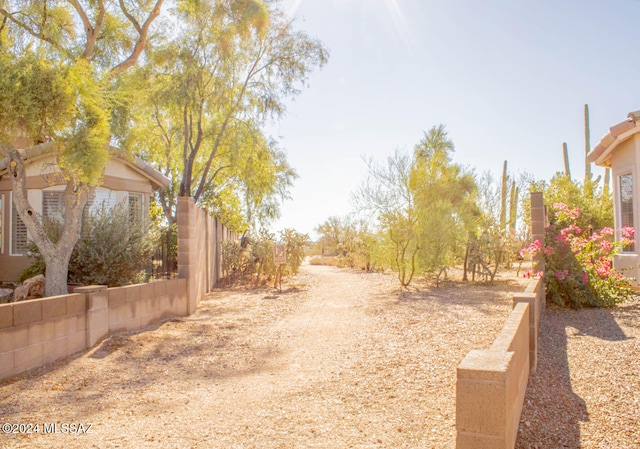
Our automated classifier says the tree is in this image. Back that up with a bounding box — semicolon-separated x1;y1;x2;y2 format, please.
124;0;327;230
410;125;479;285
354;151;419;287
0;0;164;296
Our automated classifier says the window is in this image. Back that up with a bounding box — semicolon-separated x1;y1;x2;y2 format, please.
85;188;116;214
42;191;65;221
619;173;635;252
128;193;143;225
11;195;28;255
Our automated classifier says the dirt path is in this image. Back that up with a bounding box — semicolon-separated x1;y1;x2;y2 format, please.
1;264;525;448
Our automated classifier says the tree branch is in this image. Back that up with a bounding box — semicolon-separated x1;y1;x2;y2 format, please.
0;7;75;60
109;0;164;78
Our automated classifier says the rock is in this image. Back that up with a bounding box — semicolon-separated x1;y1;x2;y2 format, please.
14;274;46;301
0;288;13;304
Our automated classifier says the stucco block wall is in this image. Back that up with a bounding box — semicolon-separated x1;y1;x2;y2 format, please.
0;279;187;381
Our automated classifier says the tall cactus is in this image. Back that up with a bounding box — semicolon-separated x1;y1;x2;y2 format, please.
584;104;594;198
604;167;611;196
508;180;519;233
499;160;508;231
584;104;591;181
563;142;571;178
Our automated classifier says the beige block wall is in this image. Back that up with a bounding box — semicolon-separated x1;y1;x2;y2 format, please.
456;302;531;449
456;193;547;449
0;278;188;381
107;278;187;333
0;293;87;379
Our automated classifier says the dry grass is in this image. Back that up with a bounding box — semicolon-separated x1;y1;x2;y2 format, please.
0;264;638;448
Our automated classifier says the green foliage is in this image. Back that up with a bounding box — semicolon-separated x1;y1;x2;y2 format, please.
220;228;308;285
279;228;309;276
522;203;633;308
537;173;613;230
410;125;479;284
58;61;110;185
353;125;479;286
0;51;74;144
69;203;157;287
22;202;157;287
123;0;327;229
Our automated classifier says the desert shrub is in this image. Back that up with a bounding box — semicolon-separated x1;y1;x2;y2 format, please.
251;230;276;283
279;228;309;276
21;202;157;287
68;202;157;286
521;202;634;308
309;256;338;266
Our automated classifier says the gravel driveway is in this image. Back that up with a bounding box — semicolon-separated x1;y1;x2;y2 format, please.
1;264;637;448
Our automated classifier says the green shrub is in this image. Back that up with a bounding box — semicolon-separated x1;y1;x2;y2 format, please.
21;202;157;287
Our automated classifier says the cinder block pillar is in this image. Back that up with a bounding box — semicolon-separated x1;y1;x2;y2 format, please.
456;350;513;449
513;292;538;373
76;285;108;347
178;197;198;315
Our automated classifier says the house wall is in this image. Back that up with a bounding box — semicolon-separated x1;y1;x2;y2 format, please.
0;155;156;283
610;134;640;285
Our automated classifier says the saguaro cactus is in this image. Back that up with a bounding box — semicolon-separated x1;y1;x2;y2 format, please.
563;142;571;178
508;180;519;233
499;160;508;231
584;104;591;182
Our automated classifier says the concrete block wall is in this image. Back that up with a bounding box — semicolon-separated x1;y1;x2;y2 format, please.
177;197;237;314
0;293;87;380
455;192;548;449
456;302;531;449
0;278;187;381
107;278;187;334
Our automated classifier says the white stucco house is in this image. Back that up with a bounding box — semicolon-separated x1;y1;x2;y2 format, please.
587;110;640;285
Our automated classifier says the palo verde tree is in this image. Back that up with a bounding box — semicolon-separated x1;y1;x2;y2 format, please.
410;125;479;284
353;151;420;287
123;0;327;231
0;0;164;296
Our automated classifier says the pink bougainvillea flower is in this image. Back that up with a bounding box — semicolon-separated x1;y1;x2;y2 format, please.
621;227;635;239
600;227;614;236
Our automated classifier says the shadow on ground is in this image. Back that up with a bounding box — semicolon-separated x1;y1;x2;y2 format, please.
516;305;631;448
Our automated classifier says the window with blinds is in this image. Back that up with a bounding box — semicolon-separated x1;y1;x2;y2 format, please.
619;173;635;253
129;193;143;225
42;191;65;221
11;195;28;255
85;189;117;214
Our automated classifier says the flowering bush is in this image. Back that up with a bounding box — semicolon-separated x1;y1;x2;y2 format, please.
521;203;635;308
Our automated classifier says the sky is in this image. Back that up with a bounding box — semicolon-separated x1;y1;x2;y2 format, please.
268;0;640;239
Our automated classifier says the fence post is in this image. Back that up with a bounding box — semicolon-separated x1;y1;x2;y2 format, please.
76;285;109;347
177;197;198;315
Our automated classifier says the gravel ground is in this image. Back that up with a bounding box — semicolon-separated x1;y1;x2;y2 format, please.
516;299;640;449
0;264;524;448
1;264;637;448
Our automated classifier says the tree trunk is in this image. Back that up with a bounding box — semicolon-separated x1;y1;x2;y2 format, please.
6;144;90;297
